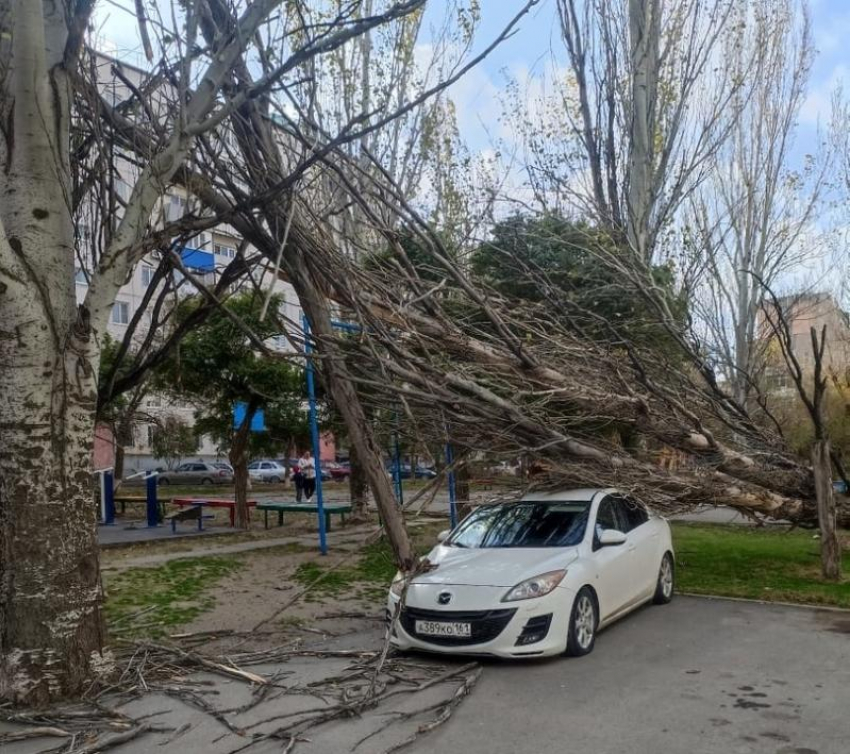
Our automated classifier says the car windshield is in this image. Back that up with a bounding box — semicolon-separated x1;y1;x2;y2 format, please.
446;502;591;548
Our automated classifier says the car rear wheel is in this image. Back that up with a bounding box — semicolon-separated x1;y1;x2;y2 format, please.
653;552;675;605
565;587;597;657
158;478;170;486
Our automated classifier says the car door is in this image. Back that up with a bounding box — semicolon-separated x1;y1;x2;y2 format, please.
173;463;192;483
591;496;635;621
615;496;658;600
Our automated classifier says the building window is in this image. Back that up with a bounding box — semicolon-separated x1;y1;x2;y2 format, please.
215;243;236;259
141;265;154;287
112;301;130;325
146;425;155;447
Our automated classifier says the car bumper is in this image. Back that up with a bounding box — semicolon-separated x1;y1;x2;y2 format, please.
387;587;575;659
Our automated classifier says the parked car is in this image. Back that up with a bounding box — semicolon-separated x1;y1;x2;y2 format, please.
386;462;437;480
158;462;234;486
248;460;286;483
327;462;351;481
387;488;673;659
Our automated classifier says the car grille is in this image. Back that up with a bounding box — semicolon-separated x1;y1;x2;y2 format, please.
400;606;517;646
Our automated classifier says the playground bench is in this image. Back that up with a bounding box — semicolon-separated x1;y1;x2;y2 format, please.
114;494;168;519
171;497;257;527
165;504;214;533
256;502;353;531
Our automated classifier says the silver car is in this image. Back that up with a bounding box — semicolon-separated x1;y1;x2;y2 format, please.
248;460;286;484
158;461;234;486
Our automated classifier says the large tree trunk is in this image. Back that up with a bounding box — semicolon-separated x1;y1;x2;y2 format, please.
230;401;258;530
812;439;841;581
0;0;107;704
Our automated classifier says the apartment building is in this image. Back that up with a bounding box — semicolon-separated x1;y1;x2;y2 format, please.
759;292;850;395
82;53;312;474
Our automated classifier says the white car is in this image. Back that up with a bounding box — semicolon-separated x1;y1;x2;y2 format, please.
387;488;674;658
247;460;286;483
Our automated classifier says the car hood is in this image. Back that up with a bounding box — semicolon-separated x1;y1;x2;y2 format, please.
412;545;580;588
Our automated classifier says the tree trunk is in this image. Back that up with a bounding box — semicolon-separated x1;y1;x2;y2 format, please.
348;443;370;517
812;439;841;581
287;263;416;570
0;0;107;704
455;461;473;522
229;401;257;530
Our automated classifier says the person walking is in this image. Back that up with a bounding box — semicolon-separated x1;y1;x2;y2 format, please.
291;461;304;502
299;450;316;501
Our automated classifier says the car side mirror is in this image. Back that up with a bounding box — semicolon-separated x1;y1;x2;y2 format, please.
436;529;450;543
599;529;627;547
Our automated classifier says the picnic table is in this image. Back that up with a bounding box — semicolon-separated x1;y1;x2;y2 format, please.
171;497;257;527
256;501;353;531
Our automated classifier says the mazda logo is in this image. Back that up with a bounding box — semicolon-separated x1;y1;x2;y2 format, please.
437;591;452;605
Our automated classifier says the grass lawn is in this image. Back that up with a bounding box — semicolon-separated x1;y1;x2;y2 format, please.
104;555;242;639
673;522;850;608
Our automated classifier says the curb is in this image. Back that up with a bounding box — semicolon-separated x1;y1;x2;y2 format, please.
679;591;850;613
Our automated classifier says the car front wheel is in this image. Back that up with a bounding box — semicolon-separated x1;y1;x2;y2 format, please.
566;587;597;657
653;552;674;605
201;477;214;485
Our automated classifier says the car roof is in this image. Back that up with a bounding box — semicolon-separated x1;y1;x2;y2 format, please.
519;487;615;503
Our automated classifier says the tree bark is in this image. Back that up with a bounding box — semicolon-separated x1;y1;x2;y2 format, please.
812;439;841;581
348;443;370;517
0;0;107;705
455;462;473;522
230;401;258;530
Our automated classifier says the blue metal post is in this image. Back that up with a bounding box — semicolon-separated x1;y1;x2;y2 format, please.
446;442;457;528
146;473;159;527
103;470;115;525
392;424;404;505
303;315;328;555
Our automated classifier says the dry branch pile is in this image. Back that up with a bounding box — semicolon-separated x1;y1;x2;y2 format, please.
0;637;481;754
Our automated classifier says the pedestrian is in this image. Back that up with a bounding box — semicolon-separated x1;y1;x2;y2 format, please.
299;450;316;501
292;462;304;502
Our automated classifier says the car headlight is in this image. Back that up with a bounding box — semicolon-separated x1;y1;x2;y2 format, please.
390;572;405;598
502;570;566;602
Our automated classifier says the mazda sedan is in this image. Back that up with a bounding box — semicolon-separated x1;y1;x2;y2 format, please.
387;488;674;658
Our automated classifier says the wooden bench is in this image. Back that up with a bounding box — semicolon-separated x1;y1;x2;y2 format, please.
256;502;353;531
172;497;257;527
114;494;169;519
165;504;214;533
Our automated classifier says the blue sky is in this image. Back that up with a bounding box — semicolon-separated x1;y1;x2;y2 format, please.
94;0;849;159
439;0;850;157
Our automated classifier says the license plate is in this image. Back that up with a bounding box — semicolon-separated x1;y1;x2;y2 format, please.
415;620;471;638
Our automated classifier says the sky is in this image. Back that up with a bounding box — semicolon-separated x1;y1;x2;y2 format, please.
92;0;850;164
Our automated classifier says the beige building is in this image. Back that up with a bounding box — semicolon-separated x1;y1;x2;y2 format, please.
759;293;850;394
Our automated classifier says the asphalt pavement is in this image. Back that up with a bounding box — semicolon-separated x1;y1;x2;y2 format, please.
408;596;850;754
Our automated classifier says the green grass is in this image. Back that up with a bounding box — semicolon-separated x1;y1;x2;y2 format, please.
292;528;445;604
104;556;242;638
673;523;850;608
293;540;398;602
